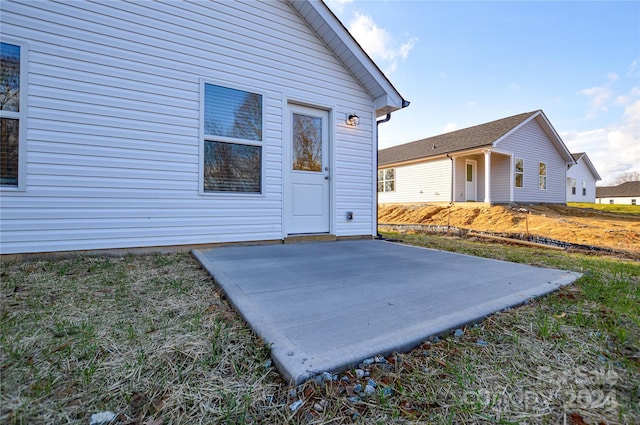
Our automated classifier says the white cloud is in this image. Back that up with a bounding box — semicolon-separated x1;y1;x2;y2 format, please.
443;122;458;133
607;72;619;83
467;101;477;108
563;89;640;185
325;0;353;14
578;86;613;117
348;12;417;74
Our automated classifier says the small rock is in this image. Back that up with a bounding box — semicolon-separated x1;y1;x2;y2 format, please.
431;336;440;343
453;328;464;338
341;376;351;383
355;369;365;378
314;399;328;412
476;339;488;347
364;385;375;395
374;355;387;363
381;387;393;397
89;411;117;425
289;400;303;412
367;378;377;388
316;371;333;384
353;384;363;393
348;396;360;403
361;357;374;365
598;355;607;363
263;360;272;369
288;388;297;398
423;367;430;373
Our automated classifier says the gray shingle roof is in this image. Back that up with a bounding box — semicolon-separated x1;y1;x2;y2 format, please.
596;181;640;198
378;111;539;166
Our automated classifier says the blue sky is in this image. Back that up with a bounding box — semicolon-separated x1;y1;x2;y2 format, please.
326;0;640;185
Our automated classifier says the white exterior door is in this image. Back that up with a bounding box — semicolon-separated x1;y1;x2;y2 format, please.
465;159;477;201
285;104;330;234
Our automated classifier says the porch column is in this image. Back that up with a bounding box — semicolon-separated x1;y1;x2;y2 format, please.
484;150;491;203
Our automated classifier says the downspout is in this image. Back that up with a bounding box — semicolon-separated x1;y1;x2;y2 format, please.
375;114;392;240
446;153;454;204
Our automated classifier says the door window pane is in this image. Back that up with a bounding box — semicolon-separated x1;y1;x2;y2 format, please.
204;141;261;192
292;113;322;172
466;164;473;182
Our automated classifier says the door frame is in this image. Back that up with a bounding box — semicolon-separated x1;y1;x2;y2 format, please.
465;159;477;201
282;100;335;237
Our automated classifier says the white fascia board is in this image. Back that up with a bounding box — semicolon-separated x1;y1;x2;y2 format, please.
581;154;602;181
289;0;406;116
535;111;575;163
493;110;575;164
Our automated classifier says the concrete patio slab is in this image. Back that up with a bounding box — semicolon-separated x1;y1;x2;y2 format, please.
193;240;580;384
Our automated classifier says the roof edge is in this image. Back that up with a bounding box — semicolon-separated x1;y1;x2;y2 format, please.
288;0;409;116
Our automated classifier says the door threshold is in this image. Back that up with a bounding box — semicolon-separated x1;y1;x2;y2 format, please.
284;234;337;244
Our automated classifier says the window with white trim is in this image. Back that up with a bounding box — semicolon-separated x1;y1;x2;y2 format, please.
571;178;576;195
632;199;636;206
377;168;395;192
582;180;586;196
201;82;263;193
1;40;26;189
515;158;524;188
539;162;547;190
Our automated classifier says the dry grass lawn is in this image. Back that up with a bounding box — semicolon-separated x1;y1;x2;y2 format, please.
1;227;639;424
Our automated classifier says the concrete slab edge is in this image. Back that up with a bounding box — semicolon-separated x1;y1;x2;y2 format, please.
285;270;582;384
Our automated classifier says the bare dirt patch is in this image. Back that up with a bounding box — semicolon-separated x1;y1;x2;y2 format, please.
379;204;640;255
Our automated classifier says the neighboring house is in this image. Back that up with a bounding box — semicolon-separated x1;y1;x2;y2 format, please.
378;110;575;205
596;181;640;205
0;0;409;255
566;152;601;203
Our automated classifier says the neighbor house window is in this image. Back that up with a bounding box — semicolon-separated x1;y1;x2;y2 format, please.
582;180;586;196
632;199;637;205
377;168;395;192
571;179;576;195
514;158;524;188
201;82;263;193
609;200;614;204
539;162;547;190
1;40;26;189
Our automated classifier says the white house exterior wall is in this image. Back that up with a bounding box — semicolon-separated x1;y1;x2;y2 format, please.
567;158;597;203
490;153;511;203
498;120;567;204
597;197;638;205
0;0;376;254
378;158;451;204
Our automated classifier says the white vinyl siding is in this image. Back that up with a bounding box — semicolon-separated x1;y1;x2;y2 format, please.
499;120;567;203
597;196;639;205
0;0;376;254
567;156;598;203
489;153;511;203
378;158;452;204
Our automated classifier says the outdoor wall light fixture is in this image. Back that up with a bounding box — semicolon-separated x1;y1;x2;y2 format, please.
346;114;360;126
